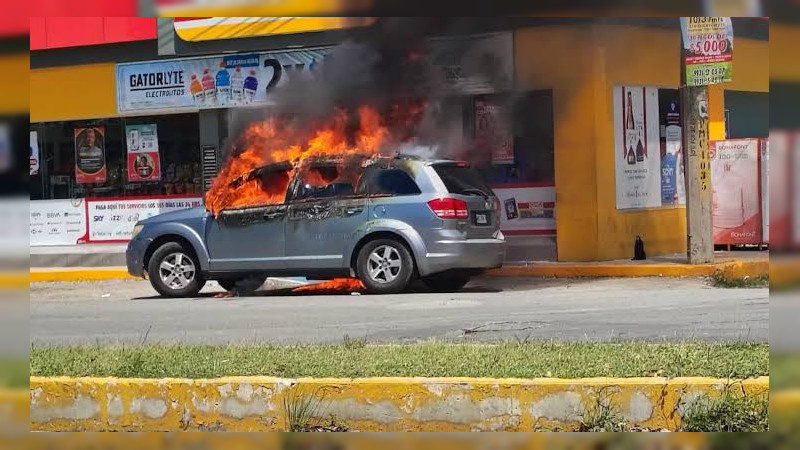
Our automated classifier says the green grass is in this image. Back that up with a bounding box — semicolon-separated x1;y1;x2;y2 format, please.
710;273;769;288
30;340;768;379
680;385;769;432
0;358;29;389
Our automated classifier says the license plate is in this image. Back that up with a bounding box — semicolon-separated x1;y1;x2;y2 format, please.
476;213;487;225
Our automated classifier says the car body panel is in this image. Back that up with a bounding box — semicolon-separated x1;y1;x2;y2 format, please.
206;204;287;271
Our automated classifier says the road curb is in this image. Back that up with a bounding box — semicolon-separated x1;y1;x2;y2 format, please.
487;259;768;279
29;376;768;432
27;258;769;284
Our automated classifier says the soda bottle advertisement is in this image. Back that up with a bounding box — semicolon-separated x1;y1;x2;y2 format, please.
116;49;330;114
74;126;107;184
125;124;162;183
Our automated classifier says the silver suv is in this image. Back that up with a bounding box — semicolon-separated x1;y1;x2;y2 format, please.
126;156;505;297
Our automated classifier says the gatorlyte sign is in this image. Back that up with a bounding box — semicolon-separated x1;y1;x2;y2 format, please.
680;17;734;86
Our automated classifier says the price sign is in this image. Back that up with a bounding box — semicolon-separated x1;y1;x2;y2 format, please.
680;17;734;86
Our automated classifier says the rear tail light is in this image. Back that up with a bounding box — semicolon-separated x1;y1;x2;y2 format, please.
428;198;469;219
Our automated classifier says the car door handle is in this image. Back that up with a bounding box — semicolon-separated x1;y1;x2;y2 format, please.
263;211;285;220
344;207;363;216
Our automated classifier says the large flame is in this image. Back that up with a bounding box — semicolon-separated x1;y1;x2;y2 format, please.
291;278;366;295
205;102;426;215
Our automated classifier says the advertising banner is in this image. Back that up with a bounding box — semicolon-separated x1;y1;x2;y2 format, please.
30;199;88;246
614;86;662;209
30;131;40;176
87;196;203;242
75;126;107;184
660;96;686;206
126;124;161;182
117;48;330;114
0;124;9;173
761;138;769;243
769;131;792;248
710;139;762;245
475;98;514;164
680;17;734;86
492;186;556;235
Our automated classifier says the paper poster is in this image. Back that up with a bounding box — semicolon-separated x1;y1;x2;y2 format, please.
680;17;734;86
769;131;792;248
710;139;762;245
30;131;40;176
614;86;662;209
30;199;88;246
117;48;330;114
491;186;556;234
75;126;107;184
87;196;203;242
475;98;514;164
660;96;686;206
126;124;161;182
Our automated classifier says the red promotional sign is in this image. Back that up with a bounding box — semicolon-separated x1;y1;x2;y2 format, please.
710;139;762;245
74;127;107;184
768;131;793;249
125;124;162;183
475;98;514;164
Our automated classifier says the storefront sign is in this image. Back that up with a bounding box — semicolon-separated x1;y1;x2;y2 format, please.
710;139;761;245
760;138;769;243
75;126;107;184
614;86;662;210
492;186;556;235
680;17;734;86
30;199;88;246
126;124;162;182
30;131;40;176
429;33;513;95
117;48;329;114
475;98;513;164
87;196;203;242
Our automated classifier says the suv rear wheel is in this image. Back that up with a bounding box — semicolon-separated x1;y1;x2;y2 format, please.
422;273;471;292
147;242;206;298
356;238;414;294
218;274;267;296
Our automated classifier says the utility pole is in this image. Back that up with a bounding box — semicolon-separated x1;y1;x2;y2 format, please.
680;84;714;264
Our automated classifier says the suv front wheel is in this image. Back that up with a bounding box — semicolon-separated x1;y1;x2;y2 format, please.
147;242;206;298
356;238;414;294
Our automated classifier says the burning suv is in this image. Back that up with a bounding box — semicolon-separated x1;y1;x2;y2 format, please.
126;155;506;297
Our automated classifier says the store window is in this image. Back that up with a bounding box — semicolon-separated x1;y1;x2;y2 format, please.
30;113;200;200
470;91;555;186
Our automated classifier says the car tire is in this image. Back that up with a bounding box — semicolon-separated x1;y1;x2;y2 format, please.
147;241;206;298
356;238;415;294
421;273;471;292
217;274;267;296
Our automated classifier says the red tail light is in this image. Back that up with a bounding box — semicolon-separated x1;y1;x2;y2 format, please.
428;198;469;219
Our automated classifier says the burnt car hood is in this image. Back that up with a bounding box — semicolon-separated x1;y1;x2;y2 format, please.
141;206;208;225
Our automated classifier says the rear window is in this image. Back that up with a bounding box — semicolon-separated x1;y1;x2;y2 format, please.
433;164;493;196
357;169;421;196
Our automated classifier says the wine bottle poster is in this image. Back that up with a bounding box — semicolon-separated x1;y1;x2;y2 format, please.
613;86;661;210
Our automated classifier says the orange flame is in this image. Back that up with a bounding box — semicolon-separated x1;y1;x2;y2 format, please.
291;278;366;295
205;102;426;215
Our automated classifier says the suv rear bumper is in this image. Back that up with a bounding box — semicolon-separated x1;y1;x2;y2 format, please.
422;236;506;275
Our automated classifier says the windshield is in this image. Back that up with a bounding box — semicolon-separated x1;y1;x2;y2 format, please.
433;164;493;196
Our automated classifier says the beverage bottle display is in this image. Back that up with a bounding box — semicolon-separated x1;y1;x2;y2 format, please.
243;69;259;103
636;139;645;162
625;91;637;165
201;69;216;104
190;74;204;104
231;66;244;103
215;61;231;104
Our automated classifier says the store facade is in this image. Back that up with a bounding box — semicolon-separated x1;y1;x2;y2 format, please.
30;18;768;262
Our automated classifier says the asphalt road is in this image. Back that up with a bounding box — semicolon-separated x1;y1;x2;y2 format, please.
29;277;768;346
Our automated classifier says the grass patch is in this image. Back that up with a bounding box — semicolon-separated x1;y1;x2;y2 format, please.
30;340;768;379
680;385;769;432
0;358;29;389
710;273;769;288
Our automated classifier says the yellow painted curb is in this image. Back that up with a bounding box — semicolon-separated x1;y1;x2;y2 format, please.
770;259;800;286
29;376;768;432
0;272;29;288
29;268;137;283
488;259;769;279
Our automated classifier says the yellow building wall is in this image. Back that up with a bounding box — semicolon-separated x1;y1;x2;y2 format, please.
0;53;29;114
30;63;118;123
515;24;768;261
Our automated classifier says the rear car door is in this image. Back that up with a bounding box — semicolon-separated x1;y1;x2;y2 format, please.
205;167;291;272
284;168;368;270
